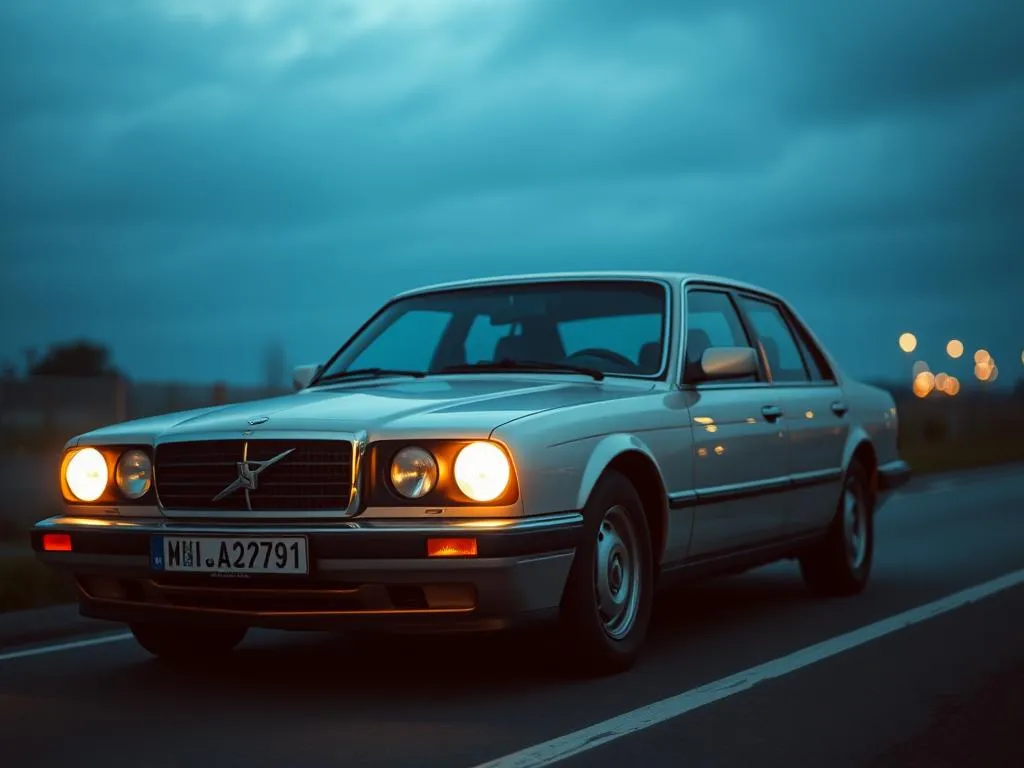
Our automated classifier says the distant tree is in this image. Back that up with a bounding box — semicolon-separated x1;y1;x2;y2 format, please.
29;340;119;377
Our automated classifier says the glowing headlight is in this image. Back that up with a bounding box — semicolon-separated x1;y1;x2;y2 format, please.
64;448;109;502
116;449;152;499
453;442;511;503
390;446;439;499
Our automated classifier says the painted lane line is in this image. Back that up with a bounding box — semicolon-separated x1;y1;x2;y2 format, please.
474;567;1024;768
0;632;132;662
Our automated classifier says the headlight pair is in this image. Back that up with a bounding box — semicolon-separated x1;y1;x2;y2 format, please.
63;447;152;503
389;441;511;503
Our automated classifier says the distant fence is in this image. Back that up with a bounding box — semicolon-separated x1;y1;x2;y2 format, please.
0;376;288;446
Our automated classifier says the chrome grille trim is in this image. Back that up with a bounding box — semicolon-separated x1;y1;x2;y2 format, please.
154;432;365;519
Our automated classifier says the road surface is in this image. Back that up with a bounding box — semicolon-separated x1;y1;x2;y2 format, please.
2;466;1023;767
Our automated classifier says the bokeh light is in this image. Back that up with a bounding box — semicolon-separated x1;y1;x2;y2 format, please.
945;376;961;396
975;360;997;382
899;332;918;353
912;360;930;376
974;349;991;365
913;370;935;398
946;340;964;359
934;373;949;392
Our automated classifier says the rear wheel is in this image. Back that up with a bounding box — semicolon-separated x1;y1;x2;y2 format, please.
800;460;874;596
559;471;654;676
130;623;247;660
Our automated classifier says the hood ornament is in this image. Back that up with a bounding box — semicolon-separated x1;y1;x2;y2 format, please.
213;446;294;508
248;416;270;426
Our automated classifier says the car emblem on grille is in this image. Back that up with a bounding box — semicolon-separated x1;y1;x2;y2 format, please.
248;416;270;426
212;445;294;508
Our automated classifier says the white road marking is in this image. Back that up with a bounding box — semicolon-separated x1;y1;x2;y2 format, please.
474;567;1024;768
0;632;132;662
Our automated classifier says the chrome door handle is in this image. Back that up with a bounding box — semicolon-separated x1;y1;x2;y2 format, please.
831;401;849;417
761;405;783;421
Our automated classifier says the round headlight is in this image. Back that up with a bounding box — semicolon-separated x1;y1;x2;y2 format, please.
116;449;152;500
390;446;439;499
453;441;511;503
64;447;109;502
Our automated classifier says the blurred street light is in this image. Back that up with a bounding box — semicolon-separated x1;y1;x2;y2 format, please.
934;373;950;392
945;376;961;396
899;332;918;353
913;370;935;398
946;339;964;359
912;360;930;376
974;348;991;365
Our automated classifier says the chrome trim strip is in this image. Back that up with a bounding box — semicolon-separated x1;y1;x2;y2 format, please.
34;511;584;535
790;468;844;487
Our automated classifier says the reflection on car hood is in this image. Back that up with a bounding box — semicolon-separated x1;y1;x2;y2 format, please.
75;376;655;445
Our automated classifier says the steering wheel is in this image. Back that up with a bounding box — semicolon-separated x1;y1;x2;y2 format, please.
566;348;638;371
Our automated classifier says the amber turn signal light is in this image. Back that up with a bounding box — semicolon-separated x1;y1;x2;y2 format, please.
42;533;73;552
426;537;478;557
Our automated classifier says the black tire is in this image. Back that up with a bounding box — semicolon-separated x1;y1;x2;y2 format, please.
799;460;874;596
130;623;247;660
559;470;654;676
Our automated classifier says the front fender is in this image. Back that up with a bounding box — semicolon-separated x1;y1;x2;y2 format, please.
575;433;666;511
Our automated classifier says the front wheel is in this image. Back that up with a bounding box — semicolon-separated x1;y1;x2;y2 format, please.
799;460;874;596
559;471;654;676
130;623;247;661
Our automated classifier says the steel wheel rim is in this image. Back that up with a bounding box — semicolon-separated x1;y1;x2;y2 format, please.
594;505;642;640
842;484;867;570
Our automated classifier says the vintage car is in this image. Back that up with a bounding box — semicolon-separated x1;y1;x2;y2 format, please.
32;272;910;674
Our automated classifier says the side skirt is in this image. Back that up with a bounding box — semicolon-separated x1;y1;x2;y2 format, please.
657;531;825;586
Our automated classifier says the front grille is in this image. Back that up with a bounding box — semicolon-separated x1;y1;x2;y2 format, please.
155;439;353;512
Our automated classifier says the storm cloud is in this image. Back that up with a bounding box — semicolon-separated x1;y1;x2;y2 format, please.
2;0;1023;383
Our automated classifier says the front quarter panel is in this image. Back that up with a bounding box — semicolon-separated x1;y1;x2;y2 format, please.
493;391;695;562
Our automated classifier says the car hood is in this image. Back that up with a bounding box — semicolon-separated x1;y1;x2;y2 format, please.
75;376;655;446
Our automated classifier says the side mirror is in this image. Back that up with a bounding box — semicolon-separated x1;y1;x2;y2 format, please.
292;364;321;391
700;346;759;381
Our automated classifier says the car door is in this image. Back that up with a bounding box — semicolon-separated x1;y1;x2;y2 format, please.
734;294;849;536
680;288;792;557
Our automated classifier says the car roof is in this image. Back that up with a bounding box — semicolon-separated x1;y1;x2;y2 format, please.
394;271;781;301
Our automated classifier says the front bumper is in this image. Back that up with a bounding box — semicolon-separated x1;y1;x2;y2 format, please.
31;513;582;633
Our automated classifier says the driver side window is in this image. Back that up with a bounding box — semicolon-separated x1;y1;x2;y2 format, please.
684;290;757;383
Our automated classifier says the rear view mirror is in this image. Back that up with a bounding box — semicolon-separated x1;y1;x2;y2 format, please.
293;364;321;391
701;346;758;381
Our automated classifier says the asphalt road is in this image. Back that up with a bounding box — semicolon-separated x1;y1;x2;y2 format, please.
2;465;1023;767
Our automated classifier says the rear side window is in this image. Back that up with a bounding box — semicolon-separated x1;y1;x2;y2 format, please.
736;297;810;383
684;290;756;383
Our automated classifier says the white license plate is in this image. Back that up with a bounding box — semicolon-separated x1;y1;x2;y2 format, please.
151;536;309;575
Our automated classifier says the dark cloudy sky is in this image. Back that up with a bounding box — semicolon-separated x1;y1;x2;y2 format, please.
2;0;1023;386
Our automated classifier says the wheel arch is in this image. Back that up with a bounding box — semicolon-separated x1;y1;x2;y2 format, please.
843;431;879;508
576;434;669;567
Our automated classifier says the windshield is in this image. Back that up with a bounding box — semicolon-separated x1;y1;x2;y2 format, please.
316;280;668;382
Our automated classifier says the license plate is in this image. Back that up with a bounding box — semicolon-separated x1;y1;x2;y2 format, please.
150;536;309;575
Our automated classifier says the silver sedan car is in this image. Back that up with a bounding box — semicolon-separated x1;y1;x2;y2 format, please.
32;272;910;675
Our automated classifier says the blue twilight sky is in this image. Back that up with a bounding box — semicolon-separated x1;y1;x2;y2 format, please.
2;0;1023;386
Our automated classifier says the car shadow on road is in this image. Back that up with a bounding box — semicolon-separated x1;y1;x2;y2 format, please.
94;564;831;703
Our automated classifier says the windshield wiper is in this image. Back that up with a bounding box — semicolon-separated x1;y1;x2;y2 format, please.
440;359;605;381
312;367;427;385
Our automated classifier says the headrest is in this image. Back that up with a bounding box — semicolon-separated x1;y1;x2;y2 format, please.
686;328;713;363
638;342;661;371
494;334;532;362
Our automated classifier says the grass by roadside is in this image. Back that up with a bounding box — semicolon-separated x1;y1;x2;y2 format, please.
0;556;76;614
